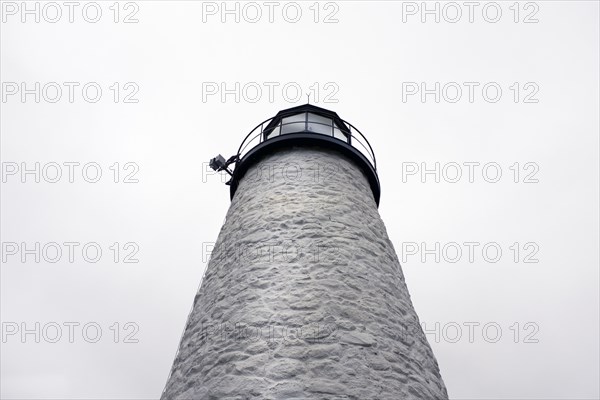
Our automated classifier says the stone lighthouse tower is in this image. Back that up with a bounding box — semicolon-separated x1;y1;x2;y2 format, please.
162;105;448;399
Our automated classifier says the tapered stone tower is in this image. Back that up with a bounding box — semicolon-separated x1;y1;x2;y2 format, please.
162;105;448;399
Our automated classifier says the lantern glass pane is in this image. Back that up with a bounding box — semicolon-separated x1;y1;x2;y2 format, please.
265;124;280;139
307;113;333;136
333;127;348;142
281;113;307;134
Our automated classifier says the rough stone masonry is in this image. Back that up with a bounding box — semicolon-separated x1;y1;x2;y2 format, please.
162;146;448;399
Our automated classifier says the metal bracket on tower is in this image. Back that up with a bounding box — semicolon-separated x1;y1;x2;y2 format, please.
208;154;239;185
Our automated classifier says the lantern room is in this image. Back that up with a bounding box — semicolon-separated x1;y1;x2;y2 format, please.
210;104;381;206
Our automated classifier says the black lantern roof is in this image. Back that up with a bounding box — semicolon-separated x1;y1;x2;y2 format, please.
227;104;381;206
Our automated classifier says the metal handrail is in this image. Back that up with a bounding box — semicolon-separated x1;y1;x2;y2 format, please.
341;119;377;171
235;113;377;172
236;117;274;156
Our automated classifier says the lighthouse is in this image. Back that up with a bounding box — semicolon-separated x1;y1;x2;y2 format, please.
162;104;448;399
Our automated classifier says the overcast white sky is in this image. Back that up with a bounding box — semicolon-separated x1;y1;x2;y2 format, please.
1;1;599;399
